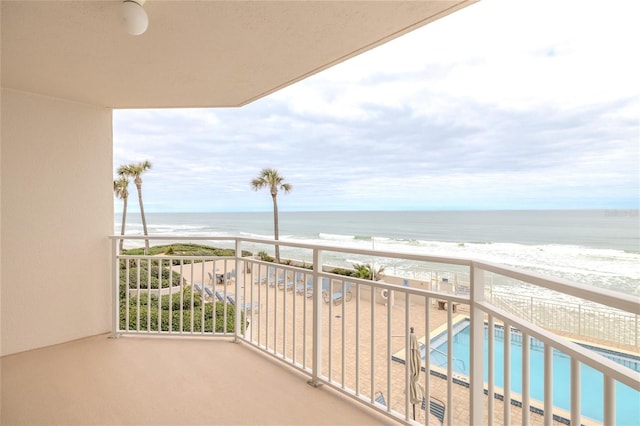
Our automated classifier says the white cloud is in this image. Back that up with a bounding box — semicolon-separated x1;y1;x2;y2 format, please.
114;0;639;213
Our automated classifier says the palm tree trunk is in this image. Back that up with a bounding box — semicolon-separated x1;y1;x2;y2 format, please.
119;197;128;254
272;194;280;263
136;183;150;255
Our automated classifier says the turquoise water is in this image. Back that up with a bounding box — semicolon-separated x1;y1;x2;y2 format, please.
428;321;640;425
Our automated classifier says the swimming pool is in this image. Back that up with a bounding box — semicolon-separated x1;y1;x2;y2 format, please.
427;320;640;425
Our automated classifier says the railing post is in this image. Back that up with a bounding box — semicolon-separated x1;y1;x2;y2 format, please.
234;239;242;342
544;344;553;426
571;358;581;426
469;262;485;425
111;237;119;339
603;376;616;425
308;248;323;387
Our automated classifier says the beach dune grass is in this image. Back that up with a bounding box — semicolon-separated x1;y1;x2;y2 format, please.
123;243;253;260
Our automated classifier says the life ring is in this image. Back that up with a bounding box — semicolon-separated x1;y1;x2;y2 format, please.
381;288;389;300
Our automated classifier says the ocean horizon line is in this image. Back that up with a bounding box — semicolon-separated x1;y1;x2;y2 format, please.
117;208;640;215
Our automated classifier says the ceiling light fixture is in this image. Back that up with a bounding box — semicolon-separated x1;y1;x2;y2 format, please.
119;0;149;36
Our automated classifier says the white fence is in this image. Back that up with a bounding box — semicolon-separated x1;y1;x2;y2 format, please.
489;291;639;348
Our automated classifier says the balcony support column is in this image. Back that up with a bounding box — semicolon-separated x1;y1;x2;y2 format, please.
469;262;485;425
308;248;323;387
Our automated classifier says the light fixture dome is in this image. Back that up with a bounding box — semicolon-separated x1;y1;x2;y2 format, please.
119;0;149;36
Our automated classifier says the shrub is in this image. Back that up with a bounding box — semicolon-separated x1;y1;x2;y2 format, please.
329;264;385;280
119;288;244;333
119;259;182;289
330;267;356;277
352;263;385;281
257;251;275;262
160;287;203;311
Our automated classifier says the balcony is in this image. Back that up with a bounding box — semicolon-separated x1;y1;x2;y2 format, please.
2;235;638;425
1;334;387;425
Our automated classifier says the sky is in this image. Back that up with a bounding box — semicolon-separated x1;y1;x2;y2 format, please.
113;0;640;213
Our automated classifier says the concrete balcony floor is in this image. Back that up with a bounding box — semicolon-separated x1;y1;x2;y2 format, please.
1;334;391;425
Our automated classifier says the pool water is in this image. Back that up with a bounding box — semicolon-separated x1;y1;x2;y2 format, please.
427;320;640;425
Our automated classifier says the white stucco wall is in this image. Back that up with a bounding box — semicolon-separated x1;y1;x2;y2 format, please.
1;89;113;356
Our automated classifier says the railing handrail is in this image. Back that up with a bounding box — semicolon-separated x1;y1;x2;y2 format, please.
492;290;637;316
475;259;639;315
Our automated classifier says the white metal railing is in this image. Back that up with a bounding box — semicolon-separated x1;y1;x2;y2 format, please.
489;291;639;348
111;235;640;426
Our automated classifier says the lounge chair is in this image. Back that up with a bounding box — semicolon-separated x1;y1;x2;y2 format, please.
204;287;215;300
324;281;352;304
278;271;302;291
269;270;285;287
312;277;330;300
194;284;208;300
421;396;446;425
207;272;215;285
295;276;314;295
226;293;261;312
252;273;261;286
213;289;232;304
374;391;386;407
259;266;275;284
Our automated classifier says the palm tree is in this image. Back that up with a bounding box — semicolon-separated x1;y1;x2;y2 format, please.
113;176;130;254
118;160;152;255
251;168;292;263
352;263;385;281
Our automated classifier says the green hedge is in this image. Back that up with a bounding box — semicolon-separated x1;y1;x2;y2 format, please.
119;287;242;333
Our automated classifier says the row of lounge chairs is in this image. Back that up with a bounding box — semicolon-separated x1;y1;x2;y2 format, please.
211;289;261;312
294;277;352;304
256;269;353;305
193;283;260;312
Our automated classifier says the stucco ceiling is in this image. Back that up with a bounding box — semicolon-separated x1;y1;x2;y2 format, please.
1;1;477;109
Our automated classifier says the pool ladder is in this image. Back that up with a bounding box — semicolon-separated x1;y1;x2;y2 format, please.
431;347;467;372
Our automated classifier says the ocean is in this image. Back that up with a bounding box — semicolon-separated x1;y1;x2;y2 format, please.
115;209;639;298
